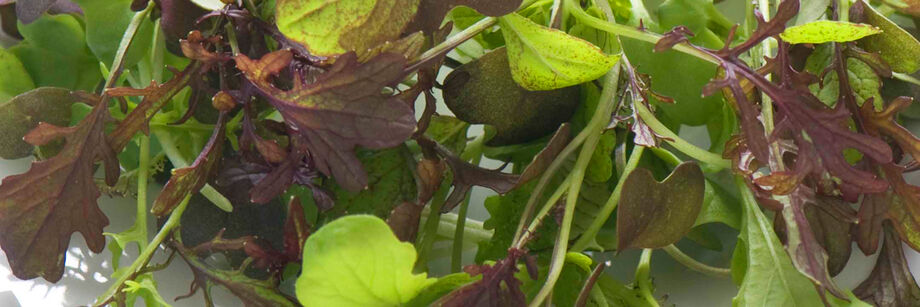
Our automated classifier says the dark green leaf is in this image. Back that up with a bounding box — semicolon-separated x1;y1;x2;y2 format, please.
443;47;579;145
0;87;73;159
616;162;705;250
325;145;417;218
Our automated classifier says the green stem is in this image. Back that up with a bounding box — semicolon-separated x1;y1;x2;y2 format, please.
411;17;497;69
530;121;604;307
103;2;154;90
153;129;233;212
633;101;730;171
225;22;241;56
451;135;485;272
571;144;643;251
136;136;150;247
431;212;493;243
415;182;451;272
662;244;731;278
839;0;850;23
565;0;718;64
95;195;191;306
514;175;573;250
894;72;920;86
635;249;659;306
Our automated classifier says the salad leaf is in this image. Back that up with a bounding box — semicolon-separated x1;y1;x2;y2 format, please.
616;162;705;250
72;0;153;66
853;0;920;74
0;48;34;101
498;13;618;91
295;215;435;306
326;145;416;218
0;87;73;159
853;225;920;306
780;21;880;44
235;50;416;192
275;0;420;56
11;14;100;90
0;101;118;282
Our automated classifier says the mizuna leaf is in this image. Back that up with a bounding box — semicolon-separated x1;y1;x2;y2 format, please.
151;113;228;217
779;21;880;44
861;97;920;166
853;224;920;306
236;50;415;192
776;192;847;298
733;182;823;306
295;215;435;306
0;101;118;282
856;193;889;255
442;47;579;145
616;162;705;250
0;87;73;159
435;249;529;307
275;0;420;57
498;13;618;91
854;0;920;74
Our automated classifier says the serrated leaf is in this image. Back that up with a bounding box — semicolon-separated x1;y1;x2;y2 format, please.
443;47;579;145
296;215;435;306
855;0;920;74
0;101;118;282
616;162;705;250
276;0;420;57
780;21;880;44
498;13;618;91
0;87;73;159
235;50;416;192
0;48;34;101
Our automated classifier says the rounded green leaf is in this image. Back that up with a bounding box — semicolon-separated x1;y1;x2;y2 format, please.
0;48;35;102
0;87;74;159
276;0;419;56
296;215;435;306
780;20;880;44
498;13;618;90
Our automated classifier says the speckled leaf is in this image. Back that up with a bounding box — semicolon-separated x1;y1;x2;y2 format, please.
780;21;880;44
276;0;420;56
0;87;72;159
498;13;618;91
854;0;920;74
443;47;579;145
0;48;34;101
325;146;416;218
616;162;705;250
296;215;435;306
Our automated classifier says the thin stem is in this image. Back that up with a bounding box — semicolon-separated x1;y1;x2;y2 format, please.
95;195;192;306
839;0;850;23
153;129;233;212
408;17;497;71
136;136;150;247
565;0;718;65
451;134;485;272
429;211;493;243
633;101;730;171
414;182;451;272
575;261;609;307
571;144;643;251
635;249;659;306
662;244;732;278
894;72;920;86
103;2;155;91
225;22;241;56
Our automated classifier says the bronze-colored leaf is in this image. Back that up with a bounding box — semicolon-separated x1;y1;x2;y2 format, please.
616;162;705;250
0;87;74;159
854;224;920;306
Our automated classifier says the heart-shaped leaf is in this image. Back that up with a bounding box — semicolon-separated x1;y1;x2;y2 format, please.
780;20;880;44
616;162;705;250
498;13;618;91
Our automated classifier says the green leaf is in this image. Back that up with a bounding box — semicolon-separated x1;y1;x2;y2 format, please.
811;58;884;110
732;183;823;306
476;182;557;262
585;130;616;184
73;0;153;67
856;0;920;74
12;14;100;90
296;215;435;306
0;48;34;102
275;0;420;56
325;145;416;218
657;0;733;49
780;21;880;44
0;87;74;159
407;273;479;307
498;13;618;91
442;47;580;145
793;0;830;25
425;114;470;154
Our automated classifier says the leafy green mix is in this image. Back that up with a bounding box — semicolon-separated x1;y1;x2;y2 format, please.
0;0;919;306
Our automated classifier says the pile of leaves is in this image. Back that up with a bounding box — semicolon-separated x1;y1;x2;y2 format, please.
1;0;920;305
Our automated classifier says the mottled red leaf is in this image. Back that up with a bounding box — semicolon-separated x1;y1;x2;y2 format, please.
0;101;118;282
435;248;527;307
235;50;416;192
854;224;920;306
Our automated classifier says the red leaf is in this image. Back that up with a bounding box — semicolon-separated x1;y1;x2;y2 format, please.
0;102;118;282
235;50;416;192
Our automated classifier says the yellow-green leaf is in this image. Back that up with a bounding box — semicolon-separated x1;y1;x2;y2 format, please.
0;48;34;102
498;13;618;91
276;0;419;57
856;0;920;74
295;215;435;306
779;20;880;44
